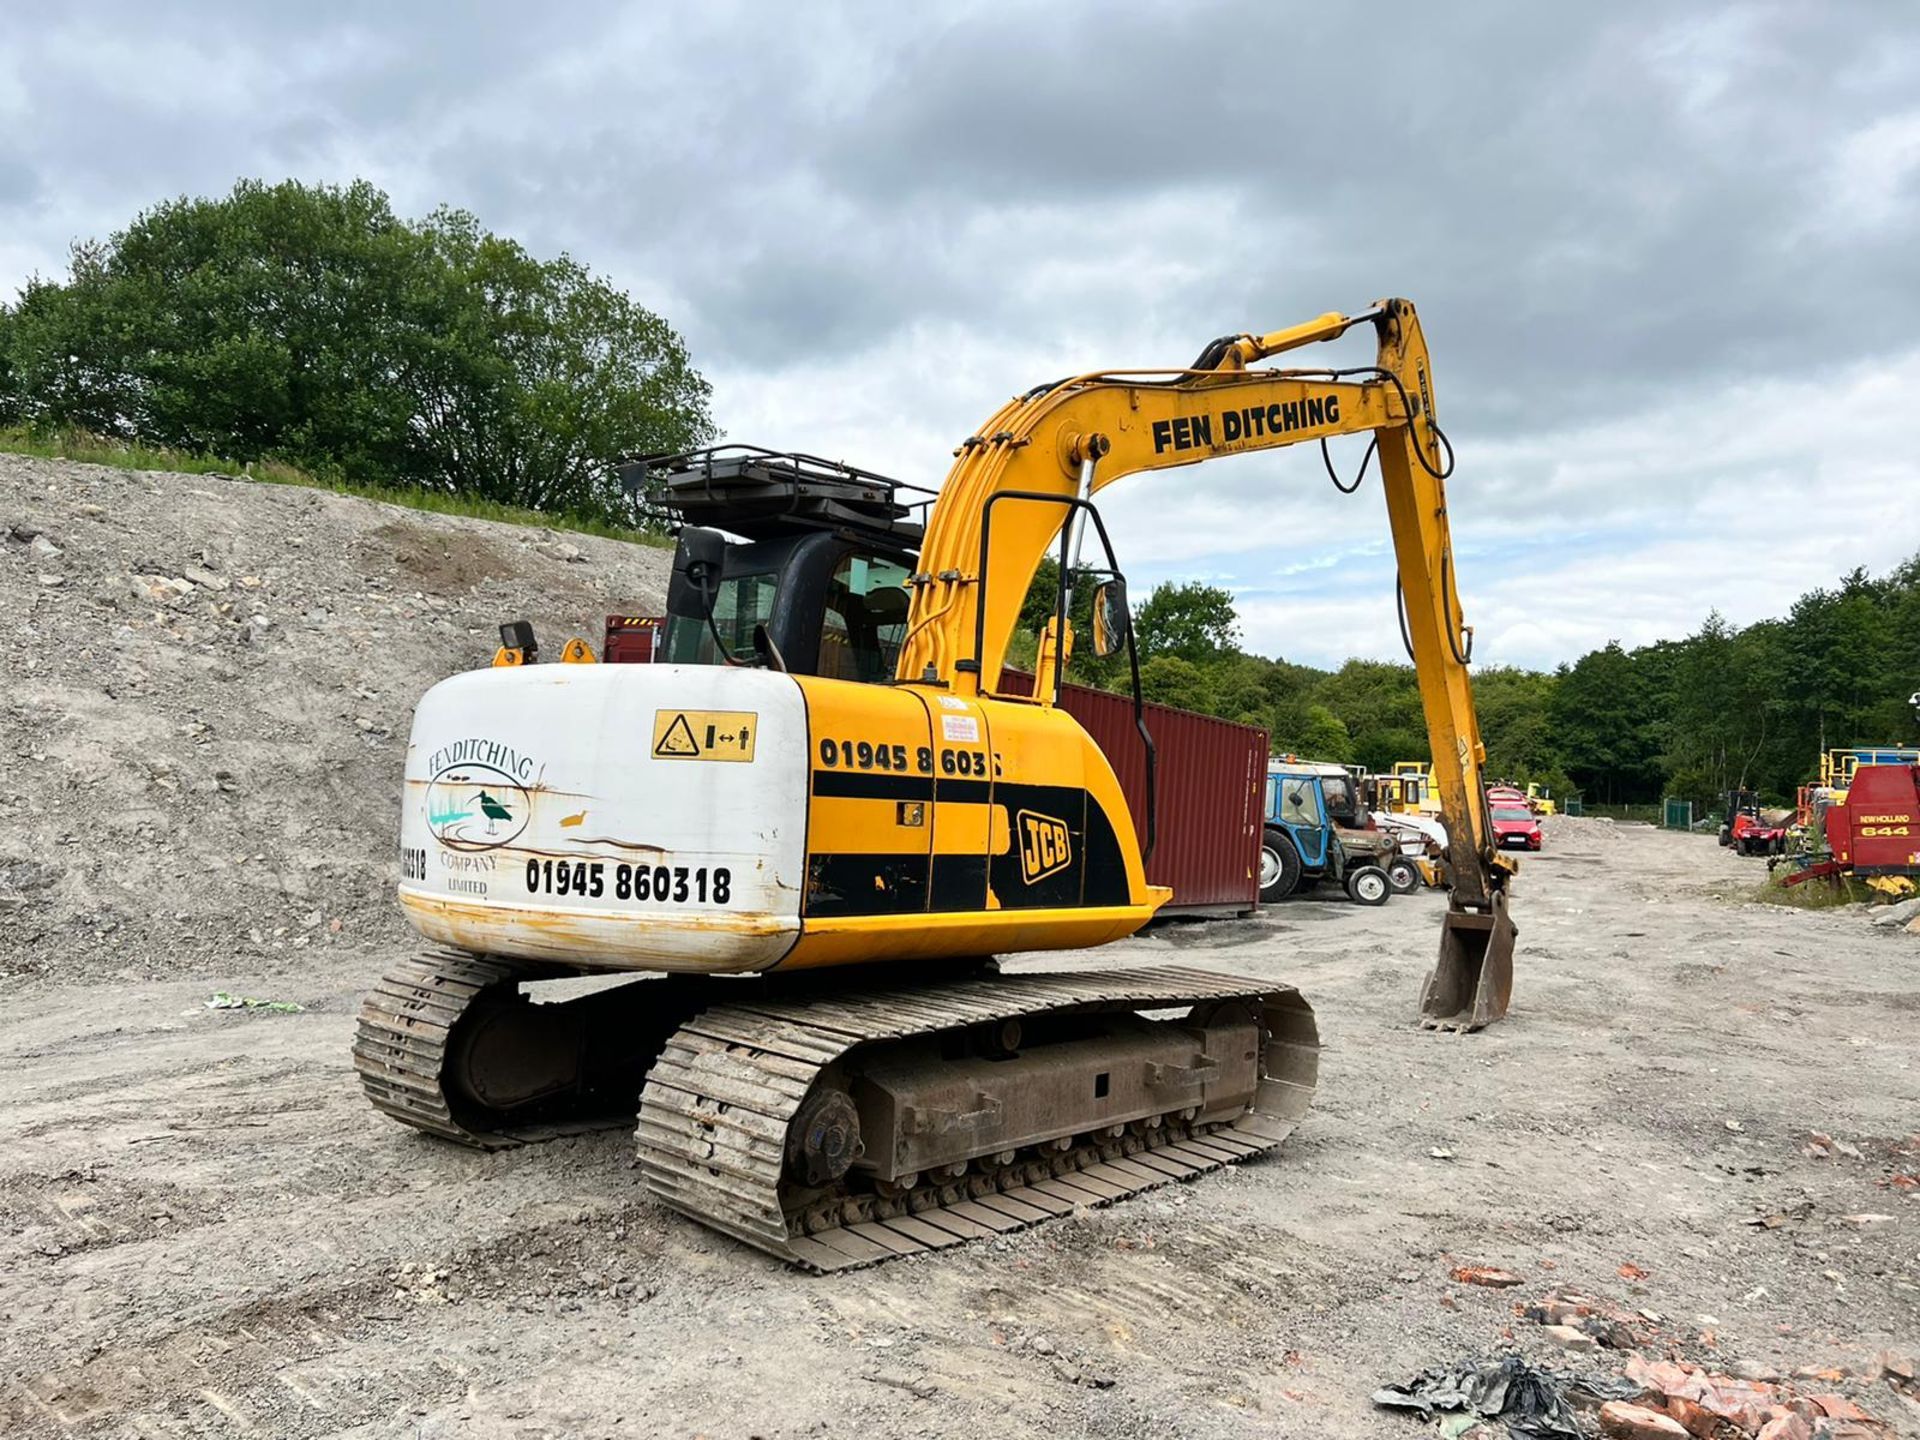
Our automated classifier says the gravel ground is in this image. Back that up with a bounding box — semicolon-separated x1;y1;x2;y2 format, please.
2;458;1916;1438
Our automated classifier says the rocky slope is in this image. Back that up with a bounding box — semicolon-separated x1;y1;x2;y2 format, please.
0;454;670;984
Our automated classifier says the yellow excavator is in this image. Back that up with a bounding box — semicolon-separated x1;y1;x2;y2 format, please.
355;298;1516;1269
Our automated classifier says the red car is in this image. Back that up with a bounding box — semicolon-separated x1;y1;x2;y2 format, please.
1491;803;1543;850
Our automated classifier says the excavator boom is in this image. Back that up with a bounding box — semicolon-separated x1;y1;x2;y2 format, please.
898;298;1514;1028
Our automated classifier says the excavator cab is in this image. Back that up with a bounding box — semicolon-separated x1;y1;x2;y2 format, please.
636;447;927;680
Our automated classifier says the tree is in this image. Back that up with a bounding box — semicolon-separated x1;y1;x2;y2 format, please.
1549;643;1664;802
1206;655;1279;730
400;207;712;517
1;179;713;523
1133;581;1240;664
1472;665;1563;783
1785;571;1898;760
1315;659;1426;772
1138;655;1213;711
1277;703;1354;764
0;304;17;424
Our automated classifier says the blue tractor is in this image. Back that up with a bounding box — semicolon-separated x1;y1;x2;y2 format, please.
1260;760;1406;905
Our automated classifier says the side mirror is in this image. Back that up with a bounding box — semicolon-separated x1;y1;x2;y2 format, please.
615;458;651;502
1091;576;1130;658
666;527;728;620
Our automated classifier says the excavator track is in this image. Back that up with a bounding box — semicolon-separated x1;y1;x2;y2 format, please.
355;951;522;1145
356;954;1319;1268
637;965;1318;1271
353;949;708;1148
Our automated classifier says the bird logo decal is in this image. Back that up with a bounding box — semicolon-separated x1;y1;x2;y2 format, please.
424;758;533;852
474;790;514;834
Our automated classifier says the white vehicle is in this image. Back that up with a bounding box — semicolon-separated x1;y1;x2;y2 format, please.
1371;810;1449;891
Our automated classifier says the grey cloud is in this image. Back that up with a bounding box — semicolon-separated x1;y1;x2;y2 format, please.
10;3;1917;423
1;2;1918;672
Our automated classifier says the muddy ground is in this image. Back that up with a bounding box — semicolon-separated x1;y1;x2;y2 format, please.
2;459;1916;1438
3;819;1917;1437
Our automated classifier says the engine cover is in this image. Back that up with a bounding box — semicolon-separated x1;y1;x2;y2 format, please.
398;663;811;972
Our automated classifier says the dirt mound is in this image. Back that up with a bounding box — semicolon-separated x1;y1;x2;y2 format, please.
0;454;669;985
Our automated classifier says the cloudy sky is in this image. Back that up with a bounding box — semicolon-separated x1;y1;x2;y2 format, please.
3;2;1917;669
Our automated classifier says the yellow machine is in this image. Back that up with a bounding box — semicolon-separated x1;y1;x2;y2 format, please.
1525;782;1557;817
1389;760;1447;817
1820;746;1920;791
356;299;1515;1268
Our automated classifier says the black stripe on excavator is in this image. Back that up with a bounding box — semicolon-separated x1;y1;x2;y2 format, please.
804;784;1132;917
812;771;932;802
805;853;929;916
930;854;989;910
810;770;995;807
988;780;1132;910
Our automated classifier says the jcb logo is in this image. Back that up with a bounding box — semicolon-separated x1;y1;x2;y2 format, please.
1018;810;1072;883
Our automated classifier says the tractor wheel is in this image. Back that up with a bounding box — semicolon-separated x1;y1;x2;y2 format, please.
1386;857;1420;895
1258;828;1302;904
1345;865;1391;906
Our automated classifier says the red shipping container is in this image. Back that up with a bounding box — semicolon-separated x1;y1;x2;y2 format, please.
1000;669;1266;917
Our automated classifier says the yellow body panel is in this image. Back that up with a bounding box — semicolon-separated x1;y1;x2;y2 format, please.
774;676;1164;969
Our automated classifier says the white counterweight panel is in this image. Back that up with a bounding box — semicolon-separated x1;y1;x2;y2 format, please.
396;663;809;973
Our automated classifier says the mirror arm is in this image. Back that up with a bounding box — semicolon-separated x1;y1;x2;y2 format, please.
1123;579;1156;863
696;568;749;667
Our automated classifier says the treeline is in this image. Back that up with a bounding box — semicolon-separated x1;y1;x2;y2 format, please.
1023;555;1920;808
0;179;714;526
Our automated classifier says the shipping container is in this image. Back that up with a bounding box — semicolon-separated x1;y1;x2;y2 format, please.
1000;669;1266;917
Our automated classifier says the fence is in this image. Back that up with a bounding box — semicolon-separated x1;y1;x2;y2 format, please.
1577;803;1664;824
1662;798;1695;830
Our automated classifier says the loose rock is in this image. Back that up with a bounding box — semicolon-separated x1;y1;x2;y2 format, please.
1598;1401;1689;1439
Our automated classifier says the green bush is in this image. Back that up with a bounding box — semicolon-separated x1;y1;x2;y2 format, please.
2;179;714;527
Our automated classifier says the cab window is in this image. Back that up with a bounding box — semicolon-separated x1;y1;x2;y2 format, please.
663;571;777;664
818;552;913;682
1278;777;1322;827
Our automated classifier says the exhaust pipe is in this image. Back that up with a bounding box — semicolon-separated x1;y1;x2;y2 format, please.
1418;889;1515;1031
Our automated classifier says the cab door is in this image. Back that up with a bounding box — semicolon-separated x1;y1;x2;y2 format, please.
1272;775;1329;870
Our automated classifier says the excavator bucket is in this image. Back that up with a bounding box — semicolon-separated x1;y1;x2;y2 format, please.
1418;890;1516;1031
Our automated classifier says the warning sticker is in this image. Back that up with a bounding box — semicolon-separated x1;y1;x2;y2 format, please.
652;710;757;762
941;714;980;743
